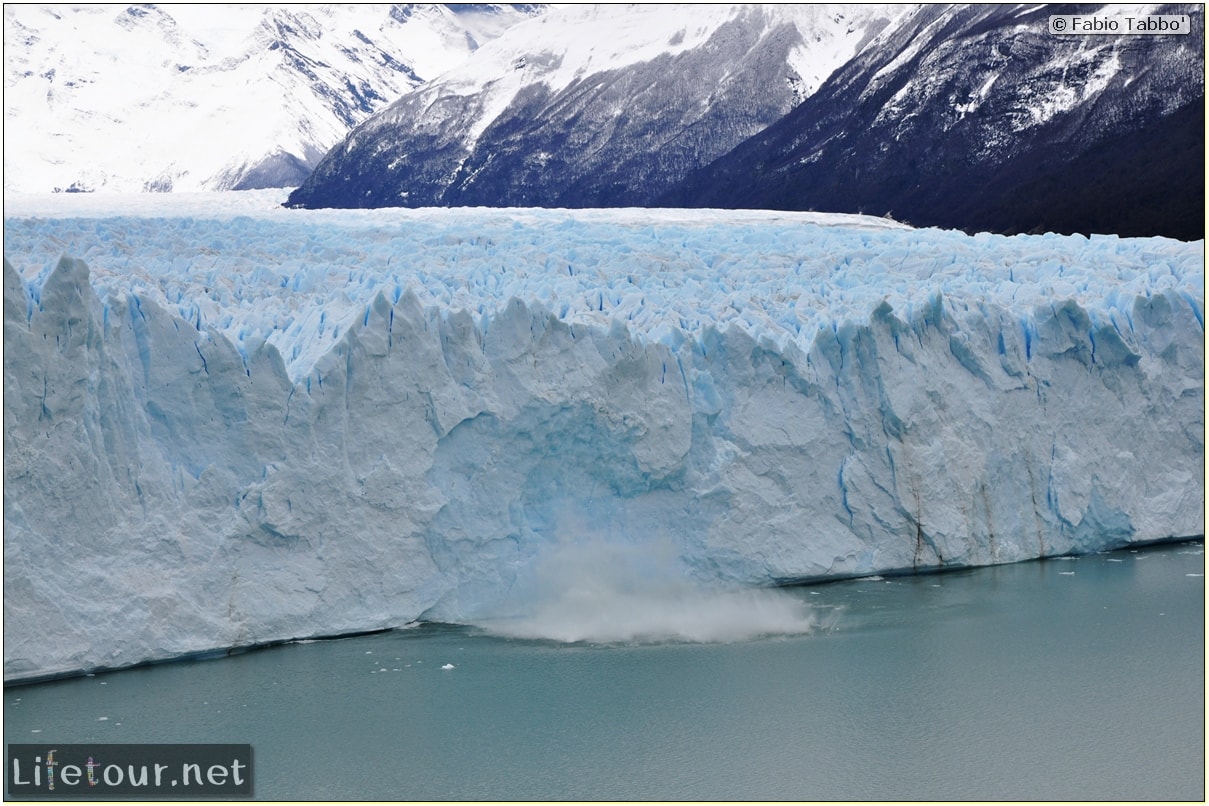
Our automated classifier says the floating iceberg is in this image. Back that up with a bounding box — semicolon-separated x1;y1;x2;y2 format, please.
3;191;1203;680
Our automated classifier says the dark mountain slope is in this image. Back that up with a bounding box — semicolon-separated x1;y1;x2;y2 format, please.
285;5;902;209
659;4;1204;240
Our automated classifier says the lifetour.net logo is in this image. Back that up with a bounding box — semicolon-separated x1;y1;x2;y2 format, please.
7;744;252;798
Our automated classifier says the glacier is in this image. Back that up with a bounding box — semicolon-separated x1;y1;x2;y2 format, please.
3;190;1204;681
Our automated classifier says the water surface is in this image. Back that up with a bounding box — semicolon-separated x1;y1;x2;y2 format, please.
5;542;1203;800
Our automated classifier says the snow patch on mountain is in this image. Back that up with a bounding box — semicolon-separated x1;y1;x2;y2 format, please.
663;3;1203;241
2;4;544;194
289;4;911;209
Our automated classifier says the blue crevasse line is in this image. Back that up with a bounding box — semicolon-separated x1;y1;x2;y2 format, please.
1181;292;1204;329
129;299;153;385
675;355;689;403
1045;443;1058;517
235;341;251;377
1110;313;1127;341
838;464;854;525
194;342;209;375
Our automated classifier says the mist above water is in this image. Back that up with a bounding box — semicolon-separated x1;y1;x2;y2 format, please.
472;537;818;644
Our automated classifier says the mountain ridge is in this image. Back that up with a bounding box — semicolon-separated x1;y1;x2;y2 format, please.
284;4;907;209
6;3;1202;239
3;3;546;194
657;3;1205;240
286;3;1204;240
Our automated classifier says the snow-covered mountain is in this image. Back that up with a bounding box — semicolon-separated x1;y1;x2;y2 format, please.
288;3;1204;240
3;4;545;194
285;4;909;209
661;3;1205;240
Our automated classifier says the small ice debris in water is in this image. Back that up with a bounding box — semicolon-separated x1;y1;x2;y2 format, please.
442;663;455;670
365;651;372;654
1059;571;1075;575
1186;573;1204;577
1107;558;1124;562
810;591;821;595
31;729;41;734
99;681;106;685
379;667;388;672
98;716;109;721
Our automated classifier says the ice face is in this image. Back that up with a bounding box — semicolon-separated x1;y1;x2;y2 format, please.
3;191;1204;679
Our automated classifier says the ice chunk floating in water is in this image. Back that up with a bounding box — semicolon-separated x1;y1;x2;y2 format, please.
2;191;1203;680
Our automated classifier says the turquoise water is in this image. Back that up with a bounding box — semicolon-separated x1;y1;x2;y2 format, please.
4;541;1204;800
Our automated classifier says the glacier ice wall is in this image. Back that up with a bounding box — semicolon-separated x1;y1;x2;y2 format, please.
3;199;1204;680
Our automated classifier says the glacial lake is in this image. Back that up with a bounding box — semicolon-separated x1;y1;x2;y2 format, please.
4;540;1203;801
